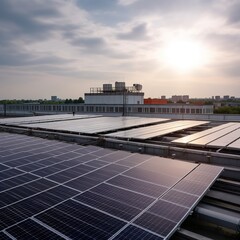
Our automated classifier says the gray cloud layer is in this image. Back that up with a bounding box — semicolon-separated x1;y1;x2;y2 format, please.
0;0;239;99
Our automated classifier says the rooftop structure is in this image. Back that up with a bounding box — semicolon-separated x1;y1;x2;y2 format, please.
85;82;144;105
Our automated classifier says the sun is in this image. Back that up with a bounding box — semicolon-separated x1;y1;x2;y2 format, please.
163;38;207;72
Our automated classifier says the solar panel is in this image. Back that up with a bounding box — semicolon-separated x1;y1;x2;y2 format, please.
172;122;239;145
0;132;223;240
0;114;101;125
188;123;240;146
207;128;240;148
106;120;209;139
227;137;240;150
6;219;66;240
18;116;169;134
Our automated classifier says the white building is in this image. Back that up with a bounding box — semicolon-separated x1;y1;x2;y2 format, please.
85;82;144;105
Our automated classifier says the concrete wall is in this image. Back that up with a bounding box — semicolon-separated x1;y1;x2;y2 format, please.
85;94;144;104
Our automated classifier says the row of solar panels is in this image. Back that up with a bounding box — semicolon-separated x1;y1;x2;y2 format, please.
0;132;223;240
173;122;240;150
5;116;169;134
105;120;209;139
0;114;101;124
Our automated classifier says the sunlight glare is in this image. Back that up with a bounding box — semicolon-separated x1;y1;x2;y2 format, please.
163;38;207;72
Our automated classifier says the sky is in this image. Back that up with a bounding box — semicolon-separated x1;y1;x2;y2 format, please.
0;0;239;100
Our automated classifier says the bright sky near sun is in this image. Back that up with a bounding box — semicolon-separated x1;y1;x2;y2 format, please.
0;0;239;99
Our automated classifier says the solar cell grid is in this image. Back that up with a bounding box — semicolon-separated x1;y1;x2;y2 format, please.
74;191;142;221
148;200;189;223
134;212;176;237
36;200;126;240
90;183;155;209
124;168;179;187
6;219;65;240
47;164;95;183
84;159;109;168
0;164;9;172
0;232;12;240
161;189;199;208
107;175;168;198
0;169;24;181
115;154;153;167
113;225;164;240
0;173;39;192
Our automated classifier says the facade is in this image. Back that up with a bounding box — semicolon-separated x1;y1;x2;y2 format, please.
5;103;214;115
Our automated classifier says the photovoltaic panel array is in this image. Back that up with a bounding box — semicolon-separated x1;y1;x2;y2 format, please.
0;114;101;125
105;120;209;139
0;132;223;240
18;116;169;134
172;122;240;150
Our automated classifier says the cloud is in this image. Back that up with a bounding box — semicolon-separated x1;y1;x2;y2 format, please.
228;1;240;24
117;23;148;41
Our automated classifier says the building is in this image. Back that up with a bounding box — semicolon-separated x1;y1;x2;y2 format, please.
85;82;144;105
144;98;168;105
171;95;189;103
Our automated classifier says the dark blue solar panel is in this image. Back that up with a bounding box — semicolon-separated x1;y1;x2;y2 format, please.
0;173;37;192
6;219;65;240
90;183;154;209
0;164;9;172
124;168;178;187
65;164;128;191
36;200;126;240
0;232;12;240
84;159;109;168
162;189;199;208
0;179;57;207
98;151;132;163
0;132;223;240
0;185;78;230
134;212;176;237
108;175;168;198
113;225;164;240
148;200;189;222
116;154;152;167
47;164;95;183
91;148;115;157
18;162;47;171
173;179;209;196
0;168;24;181
74;191;141;221
185;170;219;184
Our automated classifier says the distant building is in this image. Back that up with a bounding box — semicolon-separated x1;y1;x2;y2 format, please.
85;82;144;105
182;95;189;102
215;96;221;101
161;95;166;100
171;95;189;103
144;98;168;105
51;96;58;102
223;95;230;100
